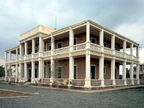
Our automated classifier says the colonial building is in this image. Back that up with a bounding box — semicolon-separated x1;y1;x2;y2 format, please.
5;20;140;88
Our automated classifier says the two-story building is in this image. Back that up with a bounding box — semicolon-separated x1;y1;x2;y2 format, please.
5;20;140;89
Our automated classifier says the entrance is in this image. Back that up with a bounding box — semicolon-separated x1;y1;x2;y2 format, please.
91;65;96;79
28;68;31;82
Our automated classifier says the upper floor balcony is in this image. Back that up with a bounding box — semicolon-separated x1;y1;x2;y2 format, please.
5;20;139;63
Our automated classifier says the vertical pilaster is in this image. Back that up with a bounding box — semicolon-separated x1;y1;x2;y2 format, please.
31;61;35;83
123;60;127;85
136;64;140;84
130;62;134;85
84;52;91;88
99;56;105;87
111;59;116;85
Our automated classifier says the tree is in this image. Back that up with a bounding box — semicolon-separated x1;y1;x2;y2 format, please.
0;66;5;77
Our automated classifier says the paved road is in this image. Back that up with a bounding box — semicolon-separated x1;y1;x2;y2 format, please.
0;81;144;108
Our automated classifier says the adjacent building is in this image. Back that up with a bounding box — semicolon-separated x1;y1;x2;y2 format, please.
5;20;140;88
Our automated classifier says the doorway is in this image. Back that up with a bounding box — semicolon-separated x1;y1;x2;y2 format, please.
91;65;96;79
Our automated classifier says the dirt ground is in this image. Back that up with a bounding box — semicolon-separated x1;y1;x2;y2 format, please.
0;90;33;97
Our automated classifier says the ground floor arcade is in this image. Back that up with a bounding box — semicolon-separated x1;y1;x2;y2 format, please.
5;54;140;88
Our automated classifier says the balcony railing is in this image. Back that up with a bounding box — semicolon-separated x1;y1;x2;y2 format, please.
115;50;124;58
90;43;101;52
26;54;32;59
126;54;132;59
73;43;86;51
104;47;113;55
33;53;39;58
54;46;69;54
43;50;51;56
7;42;138;63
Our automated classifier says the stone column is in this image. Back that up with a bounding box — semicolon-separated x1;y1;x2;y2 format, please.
9;51;11;61
84;52;91;88
99;56;105;87
24;62;28;81
32;39;35;54
19;44;22;56
130;62;134;85
69;28;74;51
19;63;22;82
39;36;44;56
50;58;55;84
130;44;133;56
51;36;55;55
123;40;126;53
68;55;74;87
136;46;139;57
136;64;140;84
86;22;90;49
111;34;115;50
123;60;127;85
99;29;104;46
38;59;44;82
111;58;116;86
5;52;8;81
25;42;27;55
15;64;18;82
31;61;35;83
16;48;18;59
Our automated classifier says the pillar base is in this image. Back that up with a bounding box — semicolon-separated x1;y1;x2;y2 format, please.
137;79;140;85
131;79;134;85
124;80;127;85
84;79;91;88
100;80;105;87
112;80;116;86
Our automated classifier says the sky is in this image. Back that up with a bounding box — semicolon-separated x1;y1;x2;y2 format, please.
0;0;144;57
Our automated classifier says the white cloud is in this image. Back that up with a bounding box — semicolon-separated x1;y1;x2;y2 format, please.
115;21;144;46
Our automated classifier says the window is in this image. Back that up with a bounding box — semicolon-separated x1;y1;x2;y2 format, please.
91;37;96;43
57;66;62;78
57;42;62;48
74;65;77;79
74;38;77;45
91;65;96;79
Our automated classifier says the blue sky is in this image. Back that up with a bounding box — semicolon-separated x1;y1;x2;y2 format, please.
0;0;144;57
